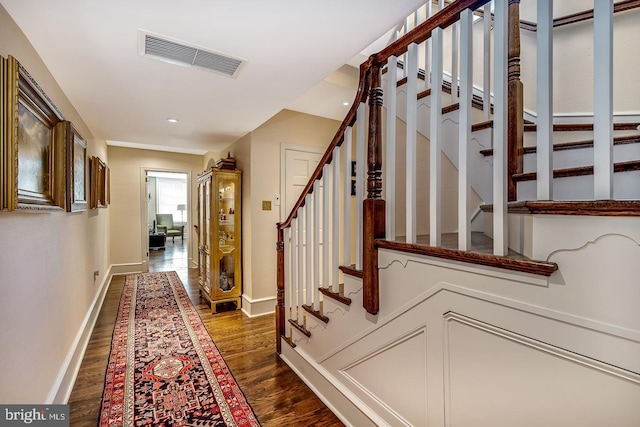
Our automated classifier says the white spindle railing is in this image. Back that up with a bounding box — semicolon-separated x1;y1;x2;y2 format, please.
304;195;312;307
483;2;492;121
593;0;614;200
537;0;553;200
430;28;443;247
451;22;459;103
405;43;419;244
425;1;433;89
284;226;292;339
312;180;320;311
280;0;626;350
331;146;340;294
281;0;505;321
385;56;398;241
322;163;330;292
458;8;473;251
342;127;352;266
492;0;508;256
297;209;305;317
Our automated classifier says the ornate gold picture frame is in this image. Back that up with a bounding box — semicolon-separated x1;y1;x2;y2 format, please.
90;156;109;209
4;55;65;211
57;121;87;212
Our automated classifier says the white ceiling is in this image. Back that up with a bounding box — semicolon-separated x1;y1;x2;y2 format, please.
1;0;424;154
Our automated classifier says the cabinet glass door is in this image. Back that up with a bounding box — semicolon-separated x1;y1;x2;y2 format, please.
217;179;236;293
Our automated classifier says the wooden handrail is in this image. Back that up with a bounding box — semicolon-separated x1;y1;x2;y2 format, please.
279;0;492;231
278;60;371;230
375;0;491;66
277;0;500;346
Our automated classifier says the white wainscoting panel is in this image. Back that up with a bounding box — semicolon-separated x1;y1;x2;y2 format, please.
445;313;640;427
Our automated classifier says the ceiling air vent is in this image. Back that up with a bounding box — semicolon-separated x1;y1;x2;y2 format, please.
140;31;245;78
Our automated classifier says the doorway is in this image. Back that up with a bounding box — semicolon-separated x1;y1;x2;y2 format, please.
280;144;324;221
141;169;191;276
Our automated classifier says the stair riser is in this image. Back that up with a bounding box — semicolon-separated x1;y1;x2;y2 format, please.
516;171;640;201
522;143;640;172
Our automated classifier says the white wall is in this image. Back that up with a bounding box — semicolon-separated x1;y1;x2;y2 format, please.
224;110;340;316
108;146;204;270
0;5;110;403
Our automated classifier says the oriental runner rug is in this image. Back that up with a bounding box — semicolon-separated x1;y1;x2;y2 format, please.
100;271;261;426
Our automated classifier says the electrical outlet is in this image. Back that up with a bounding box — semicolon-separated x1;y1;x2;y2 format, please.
262;200;272;210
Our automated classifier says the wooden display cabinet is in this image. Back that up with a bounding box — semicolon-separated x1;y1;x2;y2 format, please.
197;167;242;313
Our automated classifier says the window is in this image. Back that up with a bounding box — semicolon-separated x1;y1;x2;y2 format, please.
149;171;188;225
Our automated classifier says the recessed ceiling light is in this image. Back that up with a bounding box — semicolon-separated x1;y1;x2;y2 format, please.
343;102;349;106
166;118;178;123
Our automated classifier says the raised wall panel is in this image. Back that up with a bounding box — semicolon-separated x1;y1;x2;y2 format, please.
341;328;427;427
445;314;640;427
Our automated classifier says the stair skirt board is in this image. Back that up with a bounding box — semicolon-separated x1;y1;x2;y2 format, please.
282;244;640;426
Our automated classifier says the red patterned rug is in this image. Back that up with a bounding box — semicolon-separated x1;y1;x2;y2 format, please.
100;271;261;426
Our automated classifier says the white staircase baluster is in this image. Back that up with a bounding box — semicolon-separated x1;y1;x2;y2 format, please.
458;9;473;251
406;43;419;244
284;227;292;338
425;1;433;90
305;194;312;307
313;180;320;311
593;0;614;199
355;103;365;270
483;2;492;121
451;22;459;103
322;164;330;292
430;29;443;247
332;146;341;293
537;0;554;201
386;56;398;241
493;0;509;256
343;127;353;267
293;217;304;324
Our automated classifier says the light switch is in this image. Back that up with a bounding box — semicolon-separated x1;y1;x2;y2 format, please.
262;201;272;210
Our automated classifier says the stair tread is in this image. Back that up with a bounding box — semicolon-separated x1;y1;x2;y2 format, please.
512;159;640;182
481;200;640;216
524;122;640;132
282;335;296;349
288;318;311;337
319;285;352;306
302;303;329;324
376;232;558;277
339;264;363;278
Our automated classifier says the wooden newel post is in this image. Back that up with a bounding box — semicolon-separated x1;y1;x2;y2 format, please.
363;63;385;315
276;224;285;354
508;0;524;201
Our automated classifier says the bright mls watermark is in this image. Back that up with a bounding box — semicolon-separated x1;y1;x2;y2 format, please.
0;405;68;426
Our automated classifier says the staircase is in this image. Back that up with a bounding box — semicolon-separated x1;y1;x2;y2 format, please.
275;1;640;425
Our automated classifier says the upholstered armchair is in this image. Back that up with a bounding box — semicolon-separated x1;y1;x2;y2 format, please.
156;214;184;242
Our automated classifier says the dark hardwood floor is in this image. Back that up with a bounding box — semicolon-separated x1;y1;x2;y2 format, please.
68;238;344;427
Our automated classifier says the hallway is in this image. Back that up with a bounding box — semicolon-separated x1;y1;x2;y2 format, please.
68;239;344;426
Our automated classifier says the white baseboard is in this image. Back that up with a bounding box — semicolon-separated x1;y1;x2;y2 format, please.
280;345;381;427
241;295;276;317
48;265;115;404
110;262;144;275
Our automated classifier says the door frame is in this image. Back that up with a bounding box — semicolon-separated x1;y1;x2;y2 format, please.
140;167;193;272
279;143;325;222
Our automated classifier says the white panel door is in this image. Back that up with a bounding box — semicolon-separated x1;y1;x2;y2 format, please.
283;147;323;218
